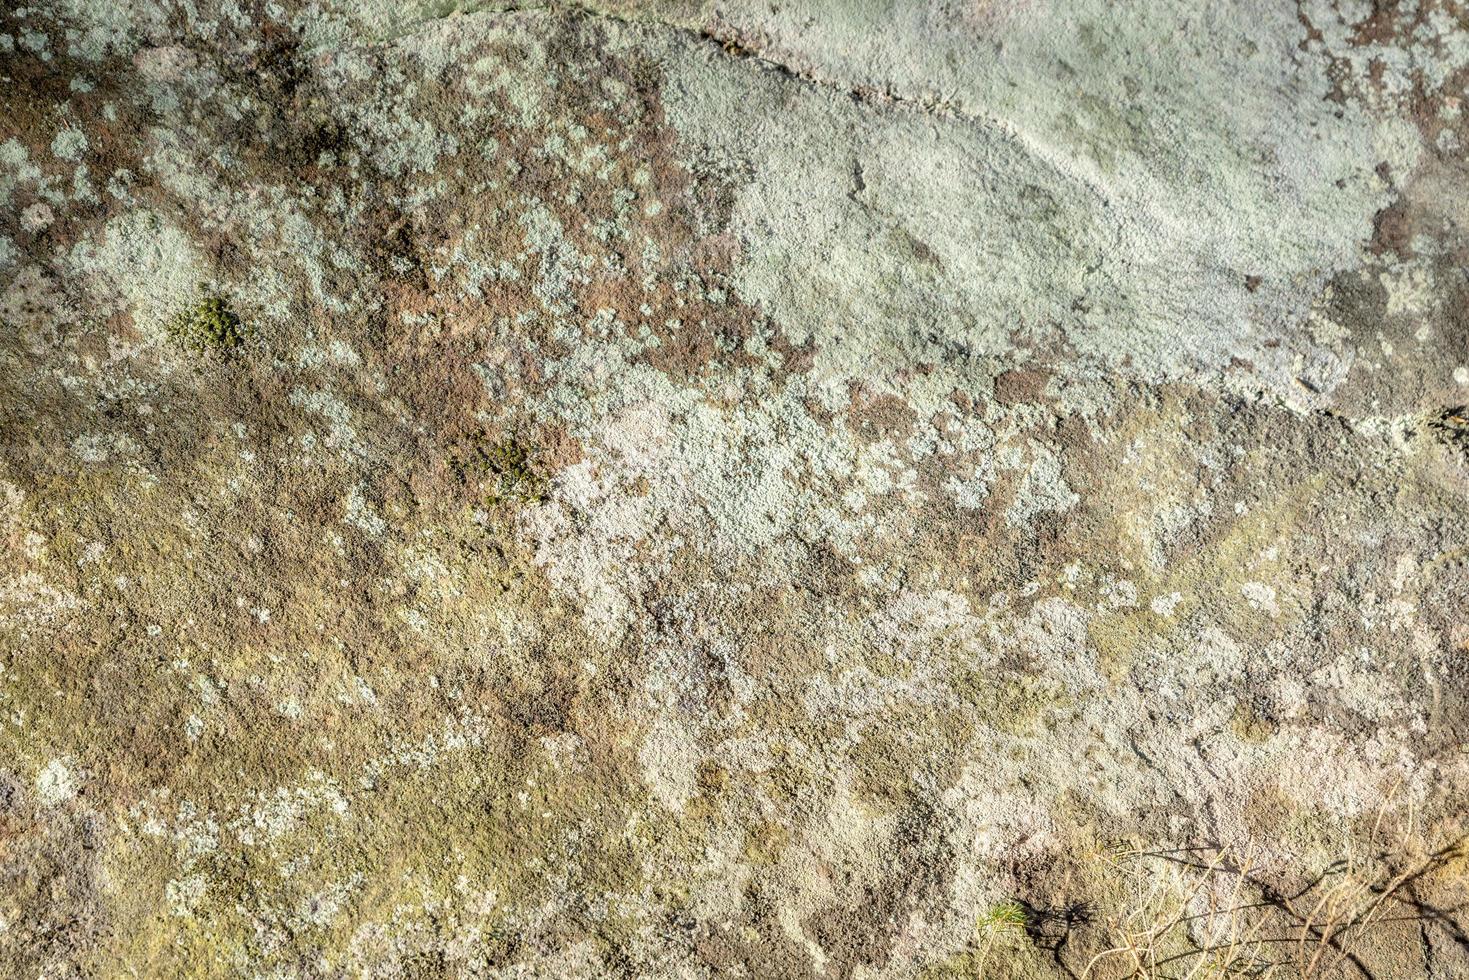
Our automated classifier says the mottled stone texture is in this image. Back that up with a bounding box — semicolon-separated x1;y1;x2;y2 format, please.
2;1;1468;977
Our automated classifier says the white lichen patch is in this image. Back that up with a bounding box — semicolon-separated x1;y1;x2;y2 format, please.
1004;443;1079;528
662;0;1424;406
65;209;205;339
165;874;207;917
49;126;87;161
343;484;386;537
36;759;77;806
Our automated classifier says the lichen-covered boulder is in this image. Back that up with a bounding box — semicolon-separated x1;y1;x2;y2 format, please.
2;1;1468;977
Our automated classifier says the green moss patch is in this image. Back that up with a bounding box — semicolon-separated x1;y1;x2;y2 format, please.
453;434;548;506
167;294;249;354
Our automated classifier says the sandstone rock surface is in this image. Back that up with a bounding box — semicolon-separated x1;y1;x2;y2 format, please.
3;1;1469;976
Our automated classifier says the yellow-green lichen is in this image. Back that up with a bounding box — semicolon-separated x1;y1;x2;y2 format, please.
950;670;1071;737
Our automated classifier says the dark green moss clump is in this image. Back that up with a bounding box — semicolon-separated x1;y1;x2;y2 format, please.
167;294;248;354
454;434;548;506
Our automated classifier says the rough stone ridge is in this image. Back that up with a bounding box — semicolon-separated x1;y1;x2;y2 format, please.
2;1;1468;977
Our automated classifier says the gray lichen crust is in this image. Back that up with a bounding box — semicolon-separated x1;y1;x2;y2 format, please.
2;1;1468;977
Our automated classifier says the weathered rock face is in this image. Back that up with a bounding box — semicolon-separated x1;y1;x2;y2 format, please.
2;1;1468;976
